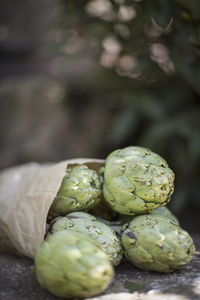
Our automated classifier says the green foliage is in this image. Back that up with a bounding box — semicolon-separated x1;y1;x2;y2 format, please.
59;0;200;212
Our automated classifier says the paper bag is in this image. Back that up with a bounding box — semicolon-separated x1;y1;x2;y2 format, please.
0;158;104;259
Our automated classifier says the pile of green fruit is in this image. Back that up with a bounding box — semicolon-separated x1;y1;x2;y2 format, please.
34;146;195;298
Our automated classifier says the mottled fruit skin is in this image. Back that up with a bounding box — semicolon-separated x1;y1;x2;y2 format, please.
49;212;123;266
96;217;123;238
121;214;195;272
89;167;119;221
150;206;179;225
104;206;179;237
103;146;175;215
35;230;114;298
48;165;102;218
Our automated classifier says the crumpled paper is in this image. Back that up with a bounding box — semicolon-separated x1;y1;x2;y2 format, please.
0;158;104;259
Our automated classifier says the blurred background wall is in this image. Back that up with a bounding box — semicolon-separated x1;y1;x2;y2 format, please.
0;0;200;229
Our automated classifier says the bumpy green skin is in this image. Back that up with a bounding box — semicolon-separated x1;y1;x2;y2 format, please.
101;206;179;237
97;207;178;238
121;214;195;272
96;217;123;237
49;212;123;266
89;167;118;221
103;146;175;215
48;165;102;218
98;166;105;185
150;206;179;225
35;230;114;298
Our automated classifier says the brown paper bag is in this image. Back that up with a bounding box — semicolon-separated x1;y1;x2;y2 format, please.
0;158;104;259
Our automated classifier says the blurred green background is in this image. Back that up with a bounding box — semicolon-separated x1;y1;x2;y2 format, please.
0;0;200;225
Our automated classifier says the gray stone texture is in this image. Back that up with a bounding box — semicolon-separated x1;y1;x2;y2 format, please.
0;234;199;300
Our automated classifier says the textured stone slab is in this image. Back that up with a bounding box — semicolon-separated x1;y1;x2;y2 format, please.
88;291;188;300
0;234;199;300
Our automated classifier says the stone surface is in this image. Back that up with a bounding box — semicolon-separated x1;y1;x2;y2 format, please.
88;291;189;300
0;234;199;300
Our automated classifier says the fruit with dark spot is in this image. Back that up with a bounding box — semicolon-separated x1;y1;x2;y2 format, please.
121;214;195;272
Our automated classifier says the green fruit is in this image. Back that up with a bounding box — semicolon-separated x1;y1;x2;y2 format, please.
35;230;114;298
49;212;123;266
96;217;123;237
150;206;179;225
88;167;119;221
109;206;179;237
121;214;195;272
48;165;102;218
103;146;175;215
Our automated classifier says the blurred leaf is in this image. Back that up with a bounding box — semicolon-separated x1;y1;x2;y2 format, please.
192;26;200;45
60;0;200;213
174;0;200;20
173;56;200;95
106;108;139;145
130;95;165;121
145;0;174;28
